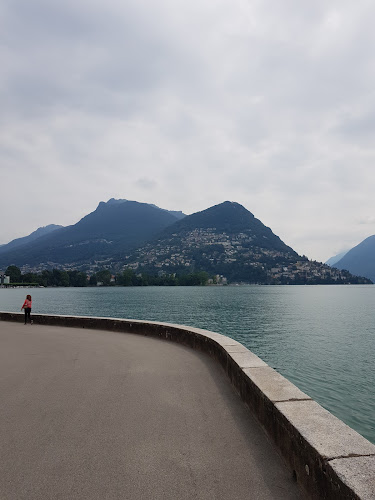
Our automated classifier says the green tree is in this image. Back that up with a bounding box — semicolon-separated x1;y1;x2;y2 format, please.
41;270;52;287
67;270;87;287
60;271;70;287
95;269;112;286
22;272;38;284
197;271;209;285
139;273;149;286
5;265;21;283
117;269;136;286
50;269;69;287
89;274;97;286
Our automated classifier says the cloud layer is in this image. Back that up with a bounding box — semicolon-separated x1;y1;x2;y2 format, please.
2;0;375;261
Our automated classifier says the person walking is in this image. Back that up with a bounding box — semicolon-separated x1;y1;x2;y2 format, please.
21;294;33;325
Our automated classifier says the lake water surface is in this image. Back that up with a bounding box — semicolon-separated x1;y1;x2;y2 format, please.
1;285;374;444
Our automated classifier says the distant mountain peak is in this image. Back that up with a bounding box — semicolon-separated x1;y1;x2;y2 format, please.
334;234;375;281
149;203;186;220
97;198;129;209
0;224;63;255
325;250;349;267
169;201;260;233
106;198;129;205
96;199;186;220
0;200;181;268
124;200;301;283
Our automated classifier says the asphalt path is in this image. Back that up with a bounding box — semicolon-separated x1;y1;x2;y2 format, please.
0;322;304;500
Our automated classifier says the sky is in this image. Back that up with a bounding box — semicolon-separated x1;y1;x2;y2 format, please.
1;0;375;262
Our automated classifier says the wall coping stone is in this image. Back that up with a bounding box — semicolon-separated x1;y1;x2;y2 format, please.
243;366;312;402
1;311;374;499
328;456;375;500
276;400;375;459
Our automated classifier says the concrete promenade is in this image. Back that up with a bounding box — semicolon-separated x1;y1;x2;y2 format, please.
0;321;303;500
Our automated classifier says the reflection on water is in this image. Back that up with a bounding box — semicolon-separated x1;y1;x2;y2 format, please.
1;285;375;443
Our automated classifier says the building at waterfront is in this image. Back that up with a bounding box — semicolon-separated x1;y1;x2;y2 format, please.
0;273;10;286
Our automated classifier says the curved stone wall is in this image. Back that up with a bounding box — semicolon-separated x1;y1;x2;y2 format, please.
1;311;374;499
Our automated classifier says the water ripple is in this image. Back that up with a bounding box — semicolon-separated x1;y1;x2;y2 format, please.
1;285;374;443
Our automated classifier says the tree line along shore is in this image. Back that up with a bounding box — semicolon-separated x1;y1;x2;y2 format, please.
2;264;371;288
3;266;214;287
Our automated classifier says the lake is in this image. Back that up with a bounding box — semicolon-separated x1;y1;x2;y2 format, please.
1;285;374;444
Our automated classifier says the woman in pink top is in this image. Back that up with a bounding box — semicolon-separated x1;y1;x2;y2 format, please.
21;294;33;325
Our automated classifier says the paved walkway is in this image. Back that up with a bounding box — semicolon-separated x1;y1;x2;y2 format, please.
0;322;303;500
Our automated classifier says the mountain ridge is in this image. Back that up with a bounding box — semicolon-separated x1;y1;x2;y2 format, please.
0;200;182;268
121;201;370;284
124;201;298;283
0;199;372;285
325;250;348;267
334;235;375;282
154;201;297;254
0;224;63;254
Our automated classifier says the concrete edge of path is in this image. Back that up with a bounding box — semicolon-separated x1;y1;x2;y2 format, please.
1;311;375;500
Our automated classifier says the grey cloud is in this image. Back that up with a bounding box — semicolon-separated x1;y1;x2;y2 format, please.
2;1;189;112
334;109;375;144
358;217;375;225
135;178;157;190
1;0;375;262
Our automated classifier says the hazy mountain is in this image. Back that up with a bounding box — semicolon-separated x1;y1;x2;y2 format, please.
0;224;63;254
0;200;181;268
326;250;348;267
334;235;375;282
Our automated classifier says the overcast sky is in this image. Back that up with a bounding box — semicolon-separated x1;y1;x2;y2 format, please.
1;0;375;262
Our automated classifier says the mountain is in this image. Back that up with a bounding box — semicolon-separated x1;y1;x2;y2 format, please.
156;201;297;248
326;250;349;267
0;225;63;254
1;199;372;285
149;204;185;220
108;198;186;220
0;200;182;269
123;202;373;284
334;235;375;282
123;201;368;284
